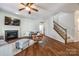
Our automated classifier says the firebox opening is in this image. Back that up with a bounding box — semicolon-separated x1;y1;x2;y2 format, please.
5;30;18;41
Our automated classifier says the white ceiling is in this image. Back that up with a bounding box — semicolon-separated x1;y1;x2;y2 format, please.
0;3;79;19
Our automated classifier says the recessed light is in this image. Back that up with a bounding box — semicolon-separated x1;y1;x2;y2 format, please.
16;13;19;14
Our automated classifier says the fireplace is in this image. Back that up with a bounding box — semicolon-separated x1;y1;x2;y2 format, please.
5;30;18;41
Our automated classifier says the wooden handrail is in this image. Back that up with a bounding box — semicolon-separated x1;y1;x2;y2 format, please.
53;21;67;44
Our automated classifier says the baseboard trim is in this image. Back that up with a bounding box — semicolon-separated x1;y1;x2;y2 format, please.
45;35;65;45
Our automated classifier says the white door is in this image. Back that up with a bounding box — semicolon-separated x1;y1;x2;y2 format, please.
39;22;45;34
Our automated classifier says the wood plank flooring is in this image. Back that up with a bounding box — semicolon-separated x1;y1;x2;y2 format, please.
15;36;79;56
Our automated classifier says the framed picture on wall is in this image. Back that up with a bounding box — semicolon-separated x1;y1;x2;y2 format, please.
5;16;20;26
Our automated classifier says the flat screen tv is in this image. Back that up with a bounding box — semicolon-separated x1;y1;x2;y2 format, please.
5;16;20;26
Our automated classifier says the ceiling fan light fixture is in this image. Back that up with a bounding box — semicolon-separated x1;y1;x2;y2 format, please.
19;3;39;14
25;7;30;11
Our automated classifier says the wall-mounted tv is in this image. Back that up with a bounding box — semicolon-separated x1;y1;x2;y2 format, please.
5;16;20;26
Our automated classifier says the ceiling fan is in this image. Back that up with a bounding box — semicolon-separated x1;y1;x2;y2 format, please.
19;3;38;14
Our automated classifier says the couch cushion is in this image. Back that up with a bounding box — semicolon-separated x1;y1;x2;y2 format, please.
16;39;30;49
0;40;8;46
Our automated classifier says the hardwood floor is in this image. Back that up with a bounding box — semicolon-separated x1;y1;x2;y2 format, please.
15;36;79;56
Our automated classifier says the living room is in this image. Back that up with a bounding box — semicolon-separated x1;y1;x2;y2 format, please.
0;3;79;56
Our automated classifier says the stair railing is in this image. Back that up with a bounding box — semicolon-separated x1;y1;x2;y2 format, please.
53;21;67;44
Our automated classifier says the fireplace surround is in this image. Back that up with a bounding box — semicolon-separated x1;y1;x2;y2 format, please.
5;30;18;41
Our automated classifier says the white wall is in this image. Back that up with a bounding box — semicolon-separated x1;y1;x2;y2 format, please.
0;10;44;40
20;18;44;37
74;10;79;42
0;10;77;43
54;12;75;41
45;17;65;43
45;12;75;43
0;11;21;39
0;10;44;39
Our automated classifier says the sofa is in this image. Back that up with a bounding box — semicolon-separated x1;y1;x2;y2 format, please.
0;39;35;56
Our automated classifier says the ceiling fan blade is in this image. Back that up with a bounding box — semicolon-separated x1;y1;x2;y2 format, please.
19;8;25;11
26;3;34;6
21;3;26;6
26;3;29;6
30;7;38;12
30;3;34;6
